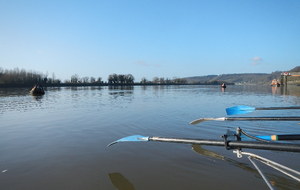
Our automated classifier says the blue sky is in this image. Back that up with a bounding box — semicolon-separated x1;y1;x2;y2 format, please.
1;0;299;82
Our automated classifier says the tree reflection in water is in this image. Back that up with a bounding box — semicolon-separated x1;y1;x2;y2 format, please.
108;172;135;190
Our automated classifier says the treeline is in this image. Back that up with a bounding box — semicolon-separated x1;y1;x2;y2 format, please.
67;74;102;84
0;68;188;87
67;74;187;85
141;77;187;84
0;68;47;85
108;74;134;84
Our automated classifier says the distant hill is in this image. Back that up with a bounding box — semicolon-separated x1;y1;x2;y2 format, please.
183;66;299;85
289;66;300;72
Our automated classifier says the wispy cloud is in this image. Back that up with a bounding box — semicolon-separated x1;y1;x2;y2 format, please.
135;61;149;66
134;60;160;67
251;56;263;65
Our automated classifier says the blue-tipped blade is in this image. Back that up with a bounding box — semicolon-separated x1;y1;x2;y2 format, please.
107;135;149;147
226;105;256;115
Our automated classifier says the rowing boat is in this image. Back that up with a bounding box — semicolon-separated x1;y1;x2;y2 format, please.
30;85;45;96
108;127;300;190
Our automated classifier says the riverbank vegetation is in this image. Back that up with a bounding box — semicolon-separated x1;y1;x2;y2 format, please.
0;68;191;88
0;68;50;87
4;66;296;88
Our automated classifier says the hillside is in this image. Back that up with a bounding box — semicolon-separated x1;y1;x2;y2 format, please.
290;66;300;72
184;67;299;85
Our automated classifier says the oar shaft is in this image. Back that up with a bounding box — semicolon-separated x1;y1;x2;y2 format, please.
190;117;300;125
150;137;224;146
257;106;300;110
225;117;300;121
148;137;300;152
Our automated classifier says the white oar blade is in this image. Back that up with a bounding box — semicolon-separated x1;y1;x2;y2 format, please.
226;105;255;115
189;117;225;125
189;118;207;125
107;135;149;147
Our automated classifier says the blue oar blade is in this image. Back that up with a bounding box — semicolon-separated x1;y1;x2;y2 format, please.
226;105;256;115
107;135;149;147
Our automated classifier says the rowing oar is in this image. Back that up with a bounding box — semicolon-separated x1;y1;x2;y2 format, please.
226;105;300;115
107;135;300;152
189;117;300;125
250;134;300;141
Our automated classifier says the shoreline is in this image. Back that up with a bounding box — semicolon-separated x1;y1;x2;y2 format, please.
0;82;235;88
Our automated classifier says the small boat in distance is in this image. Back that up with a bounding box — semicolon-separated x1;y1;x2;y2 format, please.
30;84;45;96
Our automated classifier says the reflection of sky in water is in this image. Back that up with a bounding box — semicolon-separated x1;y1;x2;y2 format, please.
1;85;300;190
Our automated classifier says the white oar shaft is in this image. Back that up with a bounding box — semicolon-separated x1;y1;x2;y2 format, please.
190;117;300;124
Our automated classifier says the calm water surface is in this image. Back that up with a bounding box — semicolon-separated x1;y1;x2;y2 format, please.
1;85;300;190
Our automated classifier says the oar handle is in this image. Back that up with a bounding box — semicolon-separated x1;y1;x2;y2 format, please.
277;134;300;140
256;134;300;141
226;117;300;121
257;106;300;110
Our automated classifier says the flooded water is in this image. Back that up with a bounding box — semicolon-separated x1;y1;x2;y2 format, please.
1;85;300;190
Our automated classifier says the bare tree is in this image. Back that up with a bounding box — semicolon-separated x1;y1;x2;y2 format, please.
96;77;102;83
125;74;134;84
108;74;118;84
82;76;89;83
71;74;80;83
141;77;148;84
152;77;159;84
90;77;96;83
118;74;125;84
